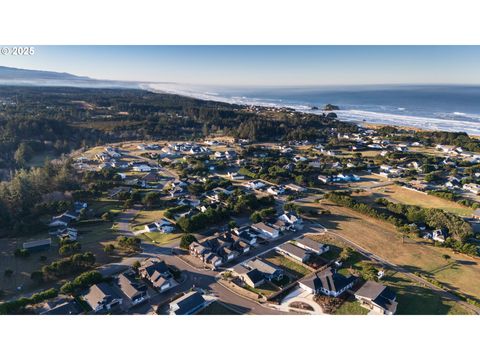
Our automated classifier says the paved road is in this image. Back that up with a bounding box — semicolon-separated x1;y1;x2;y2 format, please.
308;219;480;315
115;205;142;236
129;243;285;314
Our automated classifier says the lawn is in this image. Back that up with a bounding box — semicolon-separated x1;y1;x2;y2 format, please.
140;232;181;245
383;272;474;315
244;281;279;297
262;251;312;279
315;200;480;303
334;297;369;315
131;209;168;230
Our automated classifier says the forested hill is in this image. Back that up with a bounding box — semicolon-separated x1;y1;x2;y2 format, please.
0;85;352;172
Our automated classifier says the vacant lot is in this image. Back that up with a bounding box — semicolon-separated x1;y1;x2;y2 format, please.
312;200;480;302
356;184;472;217
140;232;181;245
131;209;168;231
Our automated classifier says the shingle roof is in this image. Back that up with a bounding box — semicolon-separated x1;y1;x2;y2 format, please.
277;242;308;259
170;291;206;315
244;269;264;285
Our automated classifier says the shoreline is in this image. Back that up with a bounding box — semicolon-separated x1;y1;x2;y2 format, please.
147;84;480;137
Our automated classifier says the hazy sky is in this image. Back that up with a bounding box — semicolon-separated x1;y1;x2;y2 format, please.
2;46;480;86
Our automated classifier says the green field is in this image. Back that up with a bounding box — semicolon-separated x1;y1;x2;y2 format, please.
334;297;369;315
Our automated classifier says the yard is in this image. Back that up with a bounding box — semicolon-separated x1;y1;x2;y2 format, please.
334;297;369;315
140;232;182;245
262;251;312;279
311;200;480;303
131;209;169;231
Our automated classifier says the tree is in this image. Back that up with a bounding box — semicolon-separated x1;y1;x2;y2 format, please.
30;271;44;284
180;234;196;249
442;254;451;262
104;244;115;253
340;247;354;262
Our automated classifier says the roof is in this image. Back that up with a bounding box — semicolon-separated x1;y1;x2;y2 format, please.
296;237;324;252
246;258;282;276
355;281;397;313
301;267;355;294
117;273;147;299
170;291;206;315
40;301;82;315
84;283;119;310
231;264;249;275
23;238;51;249
252;222;277;234
277;242;309;259
244;269;264;284
139;258;170;278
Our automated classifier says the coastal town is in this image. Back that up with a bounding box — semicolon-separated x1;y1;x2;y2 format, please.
1;106;480;315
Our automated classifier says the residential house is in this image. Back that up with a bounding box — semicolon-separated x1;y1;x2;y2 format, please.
278;212;303;229
139;258;175;293
22;239;52;252
83;283;123;313
276;242;310;263
463;183;480;195
169;290;207;315
285;183;306;192
251;222;279;240
246;180;266;190
117;271;149;306
295;237;329;255
299;267;356;297
242;269;265;288
245;258;284;281
354;281;398;315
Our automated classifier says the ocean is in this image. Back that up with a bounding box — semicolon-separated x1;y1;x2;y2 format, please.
147;84;480;135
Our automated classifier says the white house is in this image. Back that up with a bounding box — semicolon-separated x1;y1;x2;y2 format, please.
251;222;279;240
299;267;356;297
133;164;152;172
246;180;266;190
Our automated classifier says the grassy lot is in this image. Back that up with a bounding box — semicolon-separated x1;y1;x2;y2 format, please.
334;297;369;315
312;200;480;303
140;232;181;245
131;209;167;230
356;184;472;217
307;234;474;315
197;301;239;315
243;281;279;297
383;272;474;315
262;251;312;279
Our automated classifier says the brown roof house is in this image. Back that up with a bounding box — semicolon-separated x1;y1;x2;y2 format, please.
117;270;149;307
139;258;177;293
83;283;123;313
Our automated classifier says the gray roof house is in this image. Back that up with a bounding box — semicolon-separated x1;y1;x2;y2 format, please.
169;290;207;315
299;267;356;297
354;281;398;315
83;283;123;313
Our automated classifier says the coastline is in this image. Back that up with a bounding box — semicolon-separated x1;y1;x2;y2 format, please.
147;83;480;137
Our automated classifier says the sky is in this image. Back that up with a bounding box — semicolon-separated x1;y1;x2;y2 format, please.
2;46;480;86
